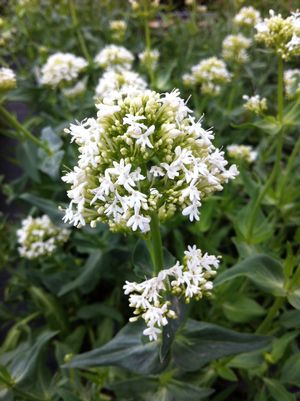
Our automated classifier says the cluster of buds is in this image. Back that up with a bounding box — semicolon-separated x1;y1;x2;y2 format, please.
62;89;238;232
222;34;252;64
94;44;134;71
183;57;231;96
284;69;300;98
124;245;220;341
255;10;300;60
0;67;16;91
95;69;147;102
243;94;267;115
233;6;261;29
109;20;127;42
227;144;257;164
40;52;88;88
129;0;160;12
138;48;160;71
17;215;70;260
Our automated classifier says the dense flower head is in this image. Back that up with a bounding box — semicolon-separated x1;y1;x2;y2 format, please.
227;144;257;164
222;34;252;64
234;6;261;28
124;245;220;341
0;67;16;91
109;20;127;41
255;10;300;60
138;48;160;71
40;53;88;88
129;0;160;11
62;79;86;98
94;45;134;71
284;69;300;98
183;57;231;96
62;89;238;232
95;69;147;102
243;94;267;114
17;215;70;259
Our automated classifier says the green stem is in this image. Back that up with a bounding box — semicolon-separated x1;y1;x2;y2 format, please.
68;0;91;63
256;297;284;334
0;106;51;155
149;213;163;276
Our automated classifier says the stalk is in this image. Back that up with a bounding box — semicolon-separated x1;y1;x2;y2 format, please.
68;0;91;63
0;106;51;155
256;297;284;334
142;0;155;86
149;212;164;276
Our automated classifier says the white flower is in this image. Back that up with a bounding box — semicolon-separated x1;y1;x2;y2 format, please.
0;67;16;90
284;69;300;98
139;48;160;70
94;45;134;70
234;6;261;28
222;34;252;64
243;94;267;114
127;212;151;232
227;144;258;164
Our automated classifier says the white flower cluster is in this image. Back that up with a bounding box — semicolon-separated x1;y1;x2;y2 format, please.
62;89;238;232
234;6;261;28
0;67;16;91
139;48;160;71
284;69;300;98
94;45;134;71
183;57;231;96
227;144;257;164
222;34;252;64
17;215;70;259
95;69;147;102
243;94;267;114
40;52;88;88
255;10;300;60
62;79;86;98
109;20;127;41
124;245;219;341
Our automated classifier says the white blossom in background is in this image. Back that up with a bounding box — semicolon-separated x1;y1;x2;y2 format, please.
95;69;147;101
94;45;134;71
109;20;127;41
234;6;261;29
255;10;300;60
62;79;87;98
222;34;252;64
124;245;220;341
243;94;267;115
227;144;257;164
284;69;300;98
139;48;160;71
183;57;231;96
17;215;70;259
62;88;238;232
0;67;16;91
40;53;88;88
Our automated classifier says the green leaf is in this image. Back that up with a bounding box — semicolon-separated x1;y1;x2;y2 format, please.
216;366;238;382
223;295;266;323
173;319;269;372
76;303;123;323
58;250;103;296
16;141;40;182
41;126;63;151
112;377;158;397
38;149;64;179
167;380;214;401
264;378;296;401
215;254;286;296
132;240;152;279
64;321;165;375
287;288;300;310
270;331;299;363
20;193;64;224
281;353;300;386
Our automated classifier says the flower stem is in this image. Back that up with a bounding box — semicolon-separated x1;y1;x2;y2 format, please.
68;0;91;63
0;105;51;155
256;297;284;334
149;212;164;276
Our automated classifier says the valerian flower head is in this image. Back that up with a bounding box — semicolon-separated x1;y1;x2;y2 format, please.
109;20;127;42
222;34;252;64
284;69;300;98
94;45;134;71
124;245;220;341
243;94;267;114
62;89;238;232
62;79;87;99
40;53;88;88
17;215;70;260
0;67;16;91
227;144;257;164
139;48;160;71
95;69;147;102
234;6;261;29
183;57;231;96
255;10;300;60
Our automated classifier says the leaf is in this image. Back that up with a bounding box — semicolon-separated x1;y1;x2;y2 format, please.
76;303;123;323
287;288;300;310
20;193;65;224
63;321;165;375
16;141;40;182
281;353;300;386
270;331;299;363
172;319;269;372
167;380;214;401
112;377;158;397
132;240;152;278
41;126;63;151
215;254;286;296
38;149;64;179
58;250;103;296
223;295;266;323
264;378;296;401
